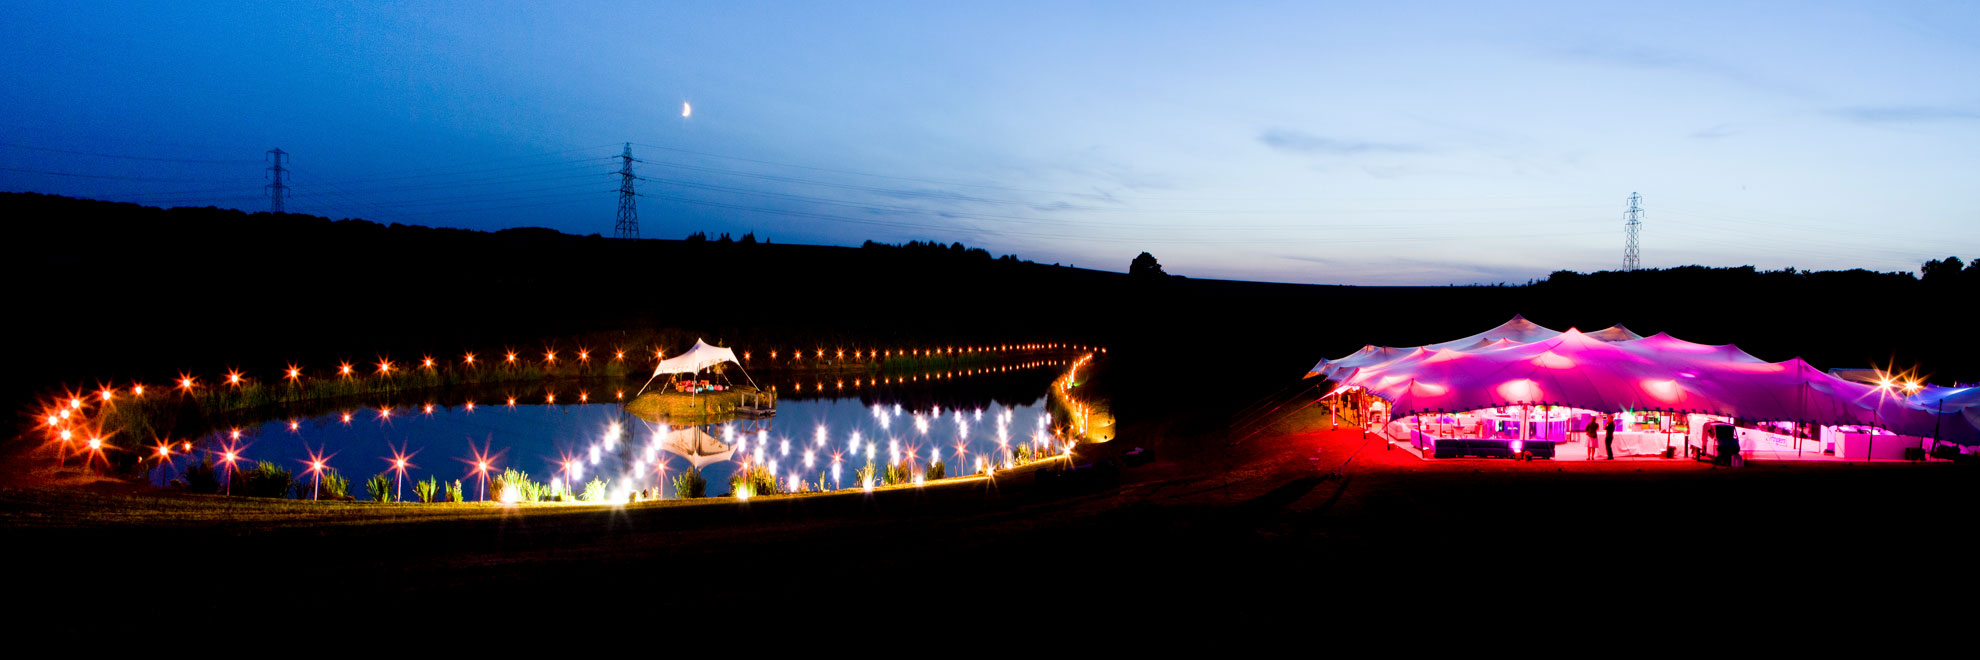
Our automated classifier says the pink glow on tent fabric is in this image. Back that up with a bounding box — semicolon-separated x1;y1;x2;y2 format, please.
1420;348;1472;364
1583;325;1645;342
1495;379;1542;402
1422;315;1560;351
1531;350;1575;369
1309;316;1977;445
1641;379;1684;404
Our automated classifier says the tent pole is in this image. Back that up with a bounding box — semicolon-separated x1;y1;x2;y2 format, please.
1798;381;1807;457
1931;397;1943;459
634;369;662;397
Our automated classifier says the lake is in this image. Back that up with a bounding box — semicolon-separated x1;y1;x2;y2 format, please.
153;362;1071;498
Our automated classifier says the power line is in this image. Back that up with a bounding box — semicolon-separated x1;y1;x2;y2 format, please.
0;141;258;164
633;190;1611;246
290;155;615;187
630;142;1107;199
0;166;252;183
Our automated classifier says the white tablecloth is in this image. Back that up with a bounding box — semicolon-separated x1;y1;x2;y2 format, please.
1607;431;1676;457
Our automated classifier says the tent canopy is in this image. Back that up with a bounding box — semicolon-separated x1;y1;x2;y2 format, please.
652;339;738;377
1311;316;1976;445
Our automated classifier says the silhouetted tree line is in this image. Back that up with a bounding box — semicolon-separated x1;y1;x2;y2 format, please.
860;239;1019;262
7;193;1972;443
1918;256;1977;285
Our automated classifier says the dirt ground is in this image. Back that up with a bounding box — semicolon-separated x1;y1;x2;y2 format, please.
5;405;1974;639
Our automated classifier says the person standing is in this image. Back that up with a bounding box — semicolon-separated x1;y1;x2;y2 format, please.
1584;415;1600;461
1605;413;1617;460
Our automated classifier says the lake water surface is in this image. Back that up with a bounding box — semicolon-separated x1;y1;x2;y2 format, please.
156;364;1068;498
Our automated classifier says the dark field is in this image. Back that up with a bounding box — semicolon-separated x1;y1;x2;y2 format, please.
8;406;1971;635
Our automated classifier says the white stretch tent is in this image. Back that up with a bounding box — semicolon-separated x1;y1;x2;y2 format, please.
636;338;755;396
652;339;739;376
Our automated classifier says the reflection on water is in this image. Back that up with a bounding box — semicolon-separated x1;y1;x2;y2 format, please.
152;367;1065;498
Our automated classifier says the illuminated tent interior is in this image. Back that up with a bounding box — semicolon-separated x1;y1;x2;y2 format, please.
1309;316;1976;460
637;338;757;395
652;338;740;376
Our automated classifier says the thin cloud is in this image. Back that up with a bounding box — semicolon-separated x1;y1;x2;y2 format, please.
1832;106;1980;124
1278;254;1337;266
1552;42;1811;99
1258;129;1422;155
1691;124;1740;139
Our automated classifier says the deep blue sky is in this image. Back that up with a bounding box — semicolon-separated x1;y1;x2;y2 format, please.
4;1;1976;284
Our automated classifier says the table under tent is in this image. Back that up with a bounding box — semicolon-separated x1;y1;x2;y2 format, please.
1308;316;1976;461
630;338;775;418
640;339;755;395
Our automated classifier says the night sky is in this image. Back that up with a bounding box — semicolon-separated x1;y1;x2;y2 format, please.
4;1;1976;284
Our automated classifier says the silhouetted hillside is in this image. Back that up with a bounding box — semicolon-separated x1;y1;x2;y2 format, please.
7;193;1972;437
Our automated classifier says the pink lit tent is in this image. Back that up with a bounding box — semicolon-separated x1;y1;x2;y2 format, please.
1309;316;1973;445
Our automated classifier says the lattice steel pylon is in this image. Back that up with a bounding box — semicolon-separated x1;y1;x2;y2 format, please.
266;148;289;213
614;143;639;239
1623;191;1642;271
